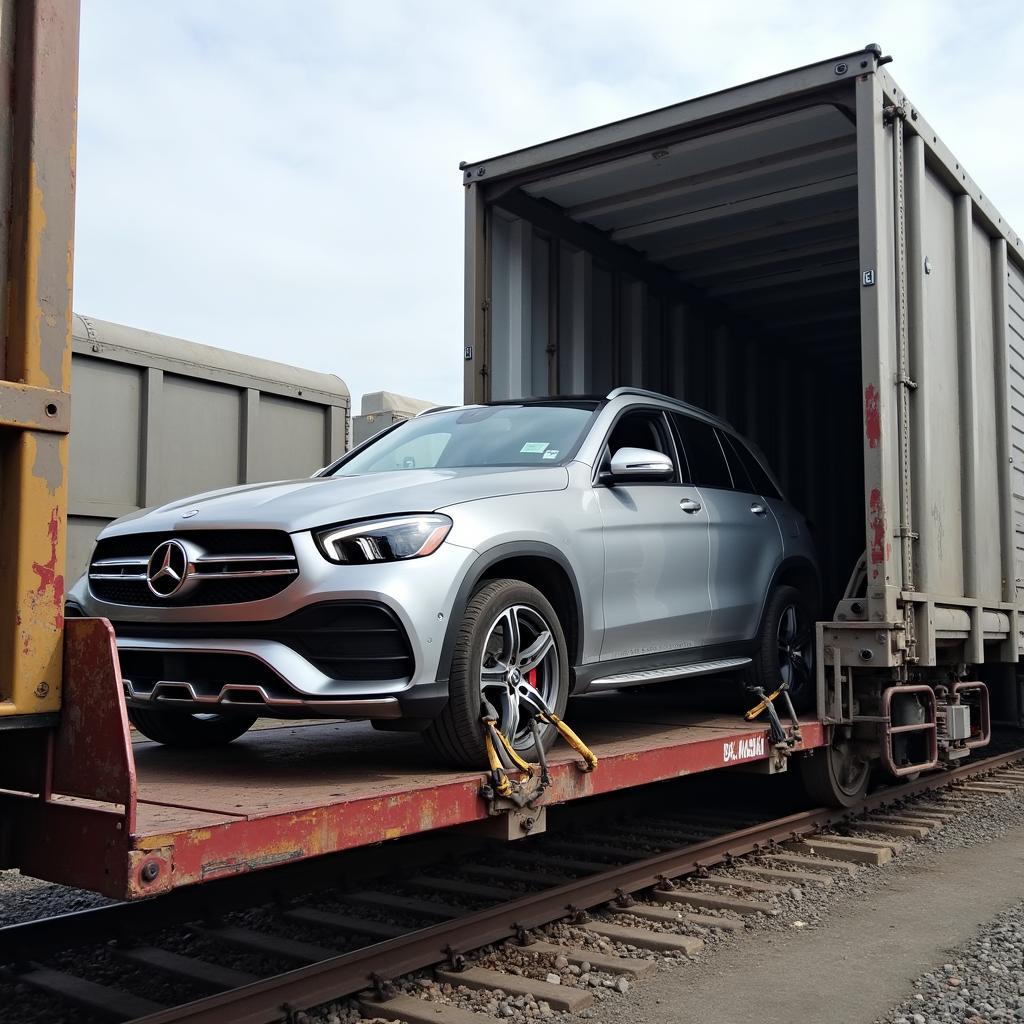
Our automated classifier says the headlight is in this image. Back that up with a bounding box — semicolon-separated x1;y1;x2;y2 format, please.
315;514;452;564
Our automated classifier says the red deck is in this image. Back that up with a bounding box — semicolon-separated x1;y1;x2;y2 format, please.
0;620;825;900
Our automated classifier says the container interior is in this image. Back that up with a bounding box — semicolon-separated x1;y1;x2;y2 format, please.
485;101;864;610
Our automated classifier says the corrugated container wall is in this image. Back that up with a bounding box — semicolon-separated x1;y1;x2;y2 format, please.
462;46;1024;681
68;315;349;581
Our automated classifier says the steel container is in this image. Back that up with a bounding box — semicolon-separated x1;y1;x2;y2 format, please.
68;314;349;581
461;45;1024;700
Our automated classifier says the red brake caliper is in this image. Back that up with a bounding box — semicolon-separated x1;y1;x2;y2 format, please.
526;668;538;688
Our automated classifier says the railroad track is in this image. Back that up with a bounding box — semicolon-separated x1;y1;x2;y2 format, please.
3;746;1024;1024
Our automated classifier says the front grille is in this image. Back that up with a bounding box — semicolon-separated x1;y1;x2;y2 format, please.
90;530;298;607
113;602;414;683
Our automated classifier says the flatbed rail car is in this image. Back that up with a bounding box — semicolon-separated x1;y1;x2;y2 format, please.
1;620;824;900
461;44;1021;784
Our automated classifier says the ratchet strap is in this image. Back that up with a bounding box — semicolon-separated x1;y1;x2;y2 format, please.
480;687;598;808
745;682;802;748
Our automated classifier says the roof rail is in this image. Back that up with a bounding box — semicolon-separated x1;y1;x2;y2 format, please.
606;386;676;403
416;405;459;417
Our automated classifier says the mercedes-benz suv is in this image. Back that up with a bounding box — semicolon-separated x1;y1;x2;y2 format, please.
68;387;819;766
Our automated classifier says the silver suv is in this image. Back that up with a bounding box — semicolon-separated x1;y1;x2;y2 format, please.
68;387;819;765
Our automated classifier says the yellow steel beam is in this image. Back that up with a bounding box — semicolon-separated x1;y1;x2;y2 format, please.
0;0;80;720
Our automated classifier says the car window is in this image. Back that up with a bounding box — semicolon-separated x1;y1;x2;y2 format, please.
717;429;754;493
605;409;681;483
330;403;597;475
363;431;452;472
670;413;732;489
724;433;782;499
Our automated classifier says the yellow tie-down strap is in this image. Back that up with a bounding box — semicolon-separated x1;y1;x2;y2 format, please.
745;686;783;721
481;709;598;805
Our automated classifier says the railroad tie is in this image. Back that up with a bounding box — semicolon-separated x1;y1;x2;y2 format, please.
407;874;516;901
283;906;407;941
763;852;858;875
827;834;906;854
695;873;793;895
523;938;656;976
583;920;704;955
360;992;502;1024
780;838;892;866
618;902;745;932
190;924;337;963
434;965;594;1012
456;861;575;886
849;820;930;840
13;965;166;1021
111;945;259;990
340;890;464;920
649;888;773;915
731;864;834;887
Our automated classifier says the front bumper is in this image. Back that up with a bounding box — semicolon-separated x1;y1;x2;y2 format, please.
71;534;477;720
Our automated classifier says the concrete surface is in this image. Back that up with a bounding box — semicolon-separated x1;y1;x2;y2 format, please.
591;825;1024;1024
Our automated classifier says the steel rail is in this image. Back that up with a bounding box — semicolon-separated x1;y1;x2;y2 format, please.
126;746;1024;1024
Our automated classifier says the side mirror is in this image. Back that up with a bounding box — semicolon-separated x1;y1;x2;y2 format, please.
607;447;674;483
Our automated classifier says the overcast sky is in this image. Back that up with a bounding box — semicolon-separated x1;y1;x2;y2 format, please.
74;1;1024;408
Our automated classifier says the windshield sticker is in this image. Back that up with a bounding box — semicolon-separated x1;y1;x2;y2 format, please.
542;449;559;460
520;442;549;453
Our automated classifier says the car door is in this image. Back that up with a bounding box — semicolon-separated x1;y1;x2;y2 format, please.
596;407;712;661
669;414;783;645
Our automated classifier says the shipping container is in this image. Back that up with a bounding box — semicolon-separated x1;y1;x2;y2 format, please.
68;314;350;582
461;45;1024;754
352;389;437;445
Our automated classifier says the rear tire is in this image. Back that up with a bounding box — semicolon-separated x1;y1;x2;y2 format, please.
423;579;569;768
127;707;256;747
798;728;871;807
747;584;816;713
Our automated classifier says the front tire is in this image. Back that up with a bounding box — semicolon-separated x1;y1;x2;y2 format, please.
127;707;256;747
424;579;569;768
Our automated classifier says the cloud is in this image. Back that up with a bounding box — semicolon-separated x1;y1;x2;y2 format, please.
75;1;1024;408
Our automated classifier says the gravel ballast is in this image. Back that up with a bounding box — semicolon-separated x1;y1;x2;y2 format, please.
876;899;1024;1024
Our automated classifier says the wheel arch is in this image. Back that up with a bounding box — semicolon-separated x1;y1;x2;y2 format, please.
765;556;822;622
435;542;584;683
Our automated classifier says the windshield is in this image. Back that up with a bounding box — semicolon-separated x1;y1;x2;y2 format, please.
330;403;598;475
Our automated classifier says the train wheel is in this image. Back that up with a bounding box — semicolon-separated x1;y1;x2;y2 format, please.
798;727;870;807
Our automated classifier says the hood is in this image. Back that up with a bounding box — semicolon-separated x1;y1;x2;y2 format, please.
100;466;570;537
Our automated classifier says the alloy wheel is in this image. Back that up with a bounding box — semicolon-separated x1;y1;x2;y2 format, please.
777;602;813;693
479;604;559;746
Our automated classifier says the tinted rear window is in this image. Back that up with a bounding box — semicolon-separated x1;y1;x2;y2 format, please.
670;414;732;489
724;433;781;499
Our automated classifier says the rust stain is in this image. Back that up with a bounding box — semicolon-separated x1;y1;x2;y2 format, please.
30;507;64;630
864;384;881;449
869;487;886;579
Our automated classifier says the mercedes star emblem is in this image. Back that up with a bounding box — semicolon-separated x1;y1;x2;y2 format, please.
146;539;191;598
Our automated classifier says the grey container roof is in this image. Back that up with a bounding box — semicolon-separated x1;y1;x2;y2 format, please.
72;313;350;405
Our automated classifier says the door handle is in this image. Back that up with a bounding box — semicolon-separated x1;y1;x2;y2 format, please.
680;498;702;514
750;503;767;516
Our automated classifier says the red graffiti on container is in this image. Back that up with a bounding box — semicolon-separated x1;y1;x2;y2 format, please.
31;508;65;631
865;385;881;448
869;488;886;580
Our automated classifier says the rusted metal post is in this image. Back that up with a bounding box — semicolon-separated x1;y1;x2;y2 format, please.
0;0;80;723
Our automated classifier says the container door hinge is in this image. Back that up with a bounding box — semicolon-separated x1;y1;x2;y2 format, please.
883;104;907;126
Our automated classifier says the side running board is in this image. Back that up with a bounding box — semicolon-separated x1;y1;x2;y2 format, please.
588;657;751;690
